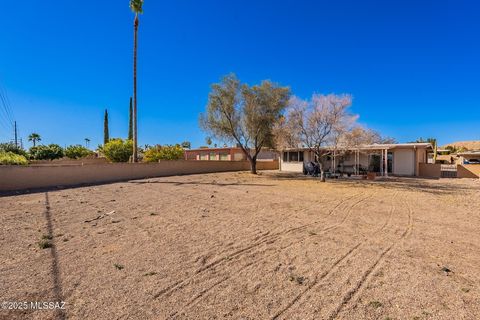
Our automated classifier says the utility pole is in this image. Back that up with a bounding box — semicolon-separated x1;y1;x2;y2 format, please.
14;121;18;148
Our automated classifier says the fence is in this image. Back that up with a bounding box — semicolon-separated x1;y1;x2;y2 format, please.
419;163;479;179
440;164;457;178
0;160;278;192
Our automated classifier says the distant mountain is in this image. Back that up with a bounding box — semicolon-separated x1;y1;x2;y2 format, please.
441;141;480;150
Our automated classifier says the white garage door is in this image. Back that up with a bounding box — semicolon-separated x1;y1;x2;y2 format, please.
393;149;414;176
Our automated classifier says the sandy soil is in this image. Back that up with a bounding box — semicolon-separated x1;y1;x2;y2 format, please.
1;171;479;320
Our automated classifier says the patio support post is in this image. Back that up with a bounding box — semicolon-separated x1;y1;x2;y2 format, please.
354;149;357;175
358;149;360;175
384;149;388;177
356;149;360;175
380;149;384;176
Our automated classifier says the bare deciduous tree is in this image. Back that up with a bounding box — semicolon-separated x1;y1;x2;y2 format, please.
200;74;290;174
344;127;396;147
283;94;355;181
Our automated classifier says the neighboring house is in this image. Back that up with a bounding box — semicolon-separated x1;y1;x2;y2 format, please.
185;147;278;161
280;143;432;177
457;151;480;165
429;148;457;164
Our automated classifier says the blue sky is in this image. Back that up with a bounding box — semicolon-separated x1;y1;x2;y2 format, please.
0;0;478;148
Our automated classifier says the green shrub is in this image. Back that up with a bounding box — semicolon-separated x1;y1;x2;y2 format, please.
0;152;28;165
103;139;133;162
65;145;94;159
0;142;28;157
143;144;184;162
29;144;64;160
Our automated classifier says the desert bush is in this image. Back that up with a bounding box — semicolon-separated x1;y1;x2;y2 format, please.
103;139;133;162
0;151;29;165
143;144;184;162
65;145;94;159
29;144;64;160
0;142;28;157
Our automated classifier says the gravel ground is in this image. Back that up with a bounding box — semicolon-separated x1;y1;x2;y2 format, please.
1;171;479;320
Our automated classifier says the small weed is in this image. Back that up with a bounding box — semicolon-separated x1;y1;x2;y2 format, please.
368;301;383;308
308;231;317;236
114;263;124;270
149;212;157;216
62;238;69;242
422;310;432;317
289;275;305;285
143;271;157;276
441;266;452;274
41;234;53;240
295;276;305;285
461;287;470;293
38;239;52;249
374;270;384;277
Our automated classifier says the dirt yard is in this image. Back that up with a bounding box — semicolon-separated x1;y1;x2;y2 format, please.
1;171;479;320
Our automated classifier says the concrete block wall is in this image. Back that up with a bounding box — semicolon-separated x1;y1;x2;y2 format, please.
0;160;278;192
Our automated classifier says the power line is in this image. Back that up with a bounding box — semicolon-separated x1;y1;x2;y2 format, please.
14;121;18;147
0;80;14;115
0;86;14;125
0;82;15;142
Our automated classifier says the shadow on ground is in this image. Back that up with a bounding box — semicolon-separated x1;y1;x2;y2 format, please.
264;172;476;195
129;180;275;187
44;192;66;320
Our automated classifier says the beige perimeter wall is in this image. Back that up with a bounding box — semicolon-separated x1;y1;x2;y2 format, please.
0;160;278;192
418;163;480;179
418;163;441;178
457;165;480;178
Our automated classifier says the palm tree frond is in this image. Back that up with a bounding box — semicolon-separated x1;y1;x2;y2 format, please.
129;0;144;14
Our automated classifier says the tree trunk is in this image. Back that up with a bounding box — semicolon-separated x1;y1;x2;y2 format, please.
128;97;133;140
104;109;109;145
250;157;257;174
132;15;139;162
319;161;325;182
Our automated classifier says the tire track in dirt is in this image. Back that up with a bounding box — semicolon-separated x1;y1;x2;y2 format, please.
272;191;398;320
154;192;369;300
326;192;413;320
168;192;376;315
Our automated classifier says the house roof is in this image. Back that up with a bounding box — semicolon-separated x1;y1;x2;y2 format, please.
186;147;275;152
282;142;433;152
457;150;480;156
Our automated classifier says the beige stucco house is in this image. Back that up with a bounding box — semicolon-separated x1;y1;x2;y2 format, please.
456;151;480;165
184;147;278;162
279;143;432;177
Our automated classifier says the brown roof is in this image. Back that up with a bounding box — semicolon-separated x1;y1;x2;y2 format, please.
282;143;432;152
442;141;480;150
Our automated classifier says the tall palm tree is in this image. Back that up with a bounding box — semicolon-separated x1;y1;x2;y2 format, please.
130;0;144;162
84;138;90;148
28;133;41;147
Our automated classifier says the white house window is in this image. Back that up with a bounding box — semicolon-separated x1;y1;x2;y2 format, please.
283;151;304;162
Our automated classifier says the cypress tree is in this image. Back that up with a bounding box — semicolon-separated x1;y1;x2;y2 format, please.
104;109;109;145
128;97;133;140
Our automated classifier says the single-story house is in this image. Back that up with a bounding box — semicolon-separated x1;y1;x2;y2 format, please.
456;151;480;165
184;147;278;162
280;143;432;177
